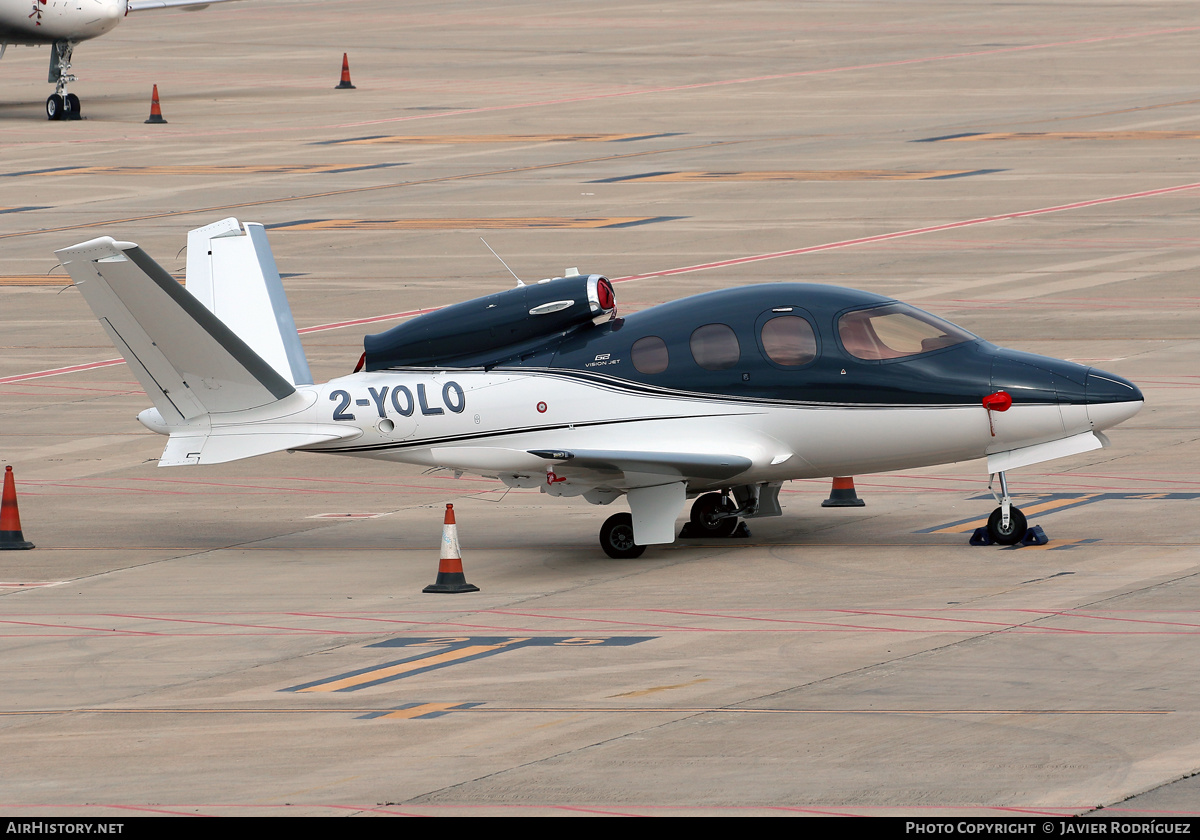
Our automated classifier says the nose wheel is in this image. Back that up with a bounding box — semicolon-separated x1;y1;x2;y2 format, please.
986;471;1028;545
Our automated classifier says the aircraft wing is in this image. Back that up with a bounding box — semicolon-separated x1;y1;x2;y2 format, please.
527;448;755;546
126;0;244;11
423;432;784;546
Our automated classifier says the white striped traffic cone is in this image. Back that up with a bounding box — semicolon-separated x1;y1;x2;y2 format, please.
423;504;479;593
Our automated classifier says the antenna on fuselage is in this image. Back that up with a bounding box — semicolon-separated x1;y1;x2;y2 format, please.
480;238;525;287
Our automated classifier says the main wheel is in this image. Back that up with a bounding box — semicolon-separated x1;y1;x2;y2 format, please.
987;506;1028;545
600;512;646;559
46;95;64;121
689;492;739;538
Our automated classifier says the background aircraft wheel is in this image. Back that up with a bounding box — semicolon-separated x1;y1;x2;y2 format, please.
987;506;1028;545
65;93;81;119
600;512;646;559
689;492;739;537
46;95;64;121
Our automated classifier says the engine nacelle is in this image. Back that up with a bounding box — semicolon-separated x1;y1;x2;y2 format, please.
364;273;615;369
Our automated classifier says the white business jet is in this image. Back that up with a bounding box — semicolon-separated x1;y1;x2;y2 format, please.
56;220;1143;558
0;0;242;120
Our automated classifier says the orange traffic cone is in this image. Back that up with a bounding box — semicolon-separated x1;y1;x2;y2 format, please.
423;504;478;593
821;476;865;508
144;85;167;124
1;466;34;550
335;53;356;90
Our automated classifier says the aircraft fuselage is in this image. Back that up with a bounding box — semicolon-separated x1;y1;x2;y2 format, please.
257;284;1141;492
0;0;124;45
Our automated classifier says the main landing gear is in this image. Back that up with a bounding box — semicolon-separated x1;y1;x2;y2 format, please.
599;490;751;559
599;512;645;559
986;470;1028;545
46;41;82;121
686;492;741;538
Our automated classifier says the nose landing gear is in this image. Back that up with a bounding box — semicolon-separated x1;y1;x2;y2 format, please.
986;471;1028;545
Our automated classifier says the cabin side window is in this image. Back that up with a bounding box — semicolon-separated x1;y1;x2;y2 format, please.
631;336;670;374
760;316;817;366
838;304;975;361
690;323;740;371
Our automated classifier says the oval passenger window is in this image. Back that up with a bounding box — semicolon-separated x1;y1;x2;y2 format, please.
631;336;669;374
761;315;816;366
690;323;740;371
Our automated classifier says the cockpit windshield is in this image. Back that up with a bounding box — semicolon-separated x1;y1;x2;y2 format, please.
837;303;976;361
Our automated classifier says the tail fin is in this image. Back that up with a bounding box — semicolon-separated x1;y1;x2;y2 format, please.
57;236;357;466
185;218;313;387
57;236;295;423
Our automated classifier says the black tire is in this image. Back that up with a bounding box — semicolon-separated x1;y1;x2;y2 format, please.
65;93;81;119
46;95;63;121
987;506;1028;545
689;492;739;538
600;512;646;559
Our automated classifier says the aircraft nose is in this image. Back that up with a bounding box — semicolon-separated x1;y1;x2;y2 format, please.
989;349;1068;403
1085;368;1144;430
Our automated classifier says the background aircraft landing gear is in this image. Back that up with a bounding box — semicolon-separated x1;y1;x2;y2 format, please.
45;93;80;121
986;471;1028;545
600;512;646;559
46;41;81;121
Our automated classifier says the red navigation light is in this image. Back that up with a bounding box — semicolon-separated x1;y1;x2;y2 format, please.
982;391;1012;412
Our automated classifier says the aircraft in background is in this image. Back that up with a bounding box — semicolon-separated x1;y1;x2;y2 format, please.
56;219;1144;558
0;0;243;120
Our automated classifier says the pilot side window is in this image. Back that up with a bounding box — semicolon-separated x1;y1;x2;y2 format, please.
631;336;670;374
690;323;740;371
760;316;817;366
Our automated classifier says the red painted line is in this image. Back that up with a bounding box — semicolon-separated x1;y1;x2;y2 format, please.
0;619;159;635
98;613;358;635
1011;608;1200;628
8;178;1198;386
0;306;440;385
100;803;213;817
654;606;1056;633
485;608;728;632
0;359;132;385
21;477;490;495
612;181;1200;282
19;481;189;495
297;306;441;334
1049;611;1200;630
